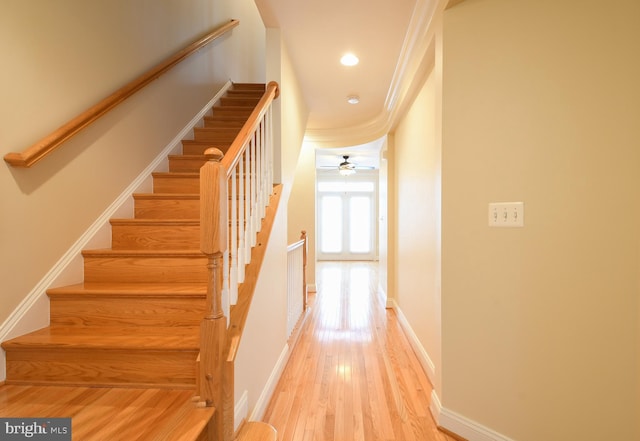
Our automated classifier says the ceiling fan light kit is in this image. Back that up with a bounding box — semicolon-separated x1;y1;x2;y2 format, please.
339;155;356;176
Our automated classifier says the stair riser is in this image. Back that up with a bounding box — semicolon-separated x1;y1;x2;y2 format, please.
211;107;253;117
194;129;239;142
220;97;260;107
231;83;266;92
135;199;200;219
83;255;208;283
169;157;207;173
203;118;245;128
5;349;197;388
50;297;205;327
111;224;199;250
153;175;199;193
134;197;200;219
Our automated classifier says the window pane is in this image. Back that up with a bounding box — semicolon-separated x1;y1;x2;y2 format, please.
320;196;342;253
349;196;371;253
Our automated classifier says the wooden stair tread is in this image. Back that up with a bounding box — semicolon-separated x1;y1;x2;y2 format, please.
134;193;200;200
111;218;200;225
169;154;207;160
82;248;203;257
3;326;198;350
152;172;200;177
181;139;232;144
48;282;206;297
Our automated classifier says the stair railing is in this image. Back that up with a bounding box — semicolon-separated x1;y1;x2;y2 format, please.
286;231;308;338
4;19;239;168
198;81;279;441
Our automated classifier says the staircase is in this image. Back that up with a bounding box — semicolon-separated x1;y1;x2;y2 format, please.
1;83;276;440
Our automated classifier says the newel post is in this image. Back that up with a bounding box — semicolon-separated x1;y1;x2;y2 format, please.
199;148;228;440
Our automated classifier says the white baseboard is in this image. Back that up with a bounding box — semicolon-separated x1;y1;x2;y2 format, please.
0;82;232;382
248;343;290;422
392;303;515;441
388;299;436;385
430;389;442;423
436;394;516;441
377;281;388;309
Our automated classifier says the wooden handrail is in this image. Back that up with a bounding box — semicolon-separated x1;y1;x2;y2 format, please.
216;81;280;176
4;19;240;168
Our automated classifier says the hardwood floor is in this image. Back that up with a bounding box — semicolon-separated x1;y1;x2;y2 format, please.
0;385;213;440
263;262;455;441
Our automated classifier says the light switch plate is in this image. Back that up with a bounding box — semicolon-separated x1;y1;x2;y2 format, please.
489;202;524;227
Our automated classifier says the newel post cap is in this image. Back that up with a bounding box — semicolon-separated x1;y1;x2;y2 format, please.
204;148;224;161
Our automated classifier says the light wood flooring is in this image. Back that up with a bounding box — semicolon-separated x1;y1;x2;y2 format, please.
0;385;213;440
263;262;456;441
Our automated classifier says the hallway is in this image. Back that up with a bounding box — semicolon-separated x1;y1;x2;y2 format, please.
263;262;454;441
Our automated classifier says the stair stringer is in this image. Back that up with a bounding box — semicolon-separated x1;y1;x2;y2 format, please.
224;184;290;435
0;81;233;382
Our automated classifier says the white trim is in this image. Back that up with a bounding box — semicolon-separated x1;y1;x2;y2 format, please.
378;281;388;309
0;81;233;381
235;390;249;431
248;343;290;421
388;299;436;385
430;389;442;423
438;404;517;441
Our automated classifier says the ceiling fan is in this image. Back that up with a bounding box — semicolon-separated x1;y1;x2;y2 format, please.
318;155;374;176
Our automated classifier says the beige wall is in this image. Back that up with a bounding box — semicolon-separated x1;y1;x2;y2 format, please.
391;67;442;395
234;194;288;420
266;31;314;286
0;0;266;371
441;1;639;439
287;141;316;288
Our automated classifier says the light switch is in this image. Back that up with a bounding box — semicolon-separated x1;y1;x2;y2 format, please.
488;202;524;227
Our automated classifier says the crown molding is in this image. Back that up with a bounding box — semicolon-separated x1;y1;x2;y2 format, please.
305;0;449;148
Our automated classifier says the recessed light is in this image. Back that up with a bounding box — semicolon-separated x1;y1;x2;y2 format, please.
347;95;360;104
340;53;359;66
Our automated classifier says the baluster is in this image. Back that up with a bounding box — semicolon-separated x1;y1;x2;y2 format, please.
267;107;274;193
256;120;264;228
244;140;252;263
237;153;245;283
230;168;238;305
251;132;258;246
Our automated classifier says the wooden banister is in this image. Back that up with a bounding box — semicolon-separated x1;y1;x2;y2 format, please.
199;82;280;441
216;81;280;176
3;19;239;168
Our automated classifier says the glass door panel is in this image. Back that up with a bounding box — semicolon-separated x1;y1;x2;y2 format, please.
349;196;371;254
320;195;343;253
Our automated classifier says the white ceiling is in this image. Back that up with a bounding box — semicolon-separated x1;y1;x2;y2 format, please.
256;0;439;169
